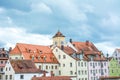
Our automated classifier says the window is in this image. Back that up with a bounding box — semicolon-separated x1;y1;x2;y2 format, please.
10;75;12;79
9;67;11;71
32;56;34;61
61;41;64;45
20;75;24;79
81;62;83;67
91;70;92;74
55;66;57;69
63;55;66;59
39;65;41;70
59;64;61;67
95;63;97;66
6;67;7;71
58;55;61;59
70;63;72;67
105;69;107;73
90;63;92;66
85;70;87;75
0;75;2;79
70;71;73;75
82;70;83;75
84;62;86;66
55;42;57;45
78;62;80;66
63;64;65;67
5;75;8;80
56;49;58;52
15;57;18;59
78;70;80;75
1;61;3;64
104;62;106;66
51;66;54;69
59;71;61;75
46;66;48;69
112;70;114;73
1;68;3;72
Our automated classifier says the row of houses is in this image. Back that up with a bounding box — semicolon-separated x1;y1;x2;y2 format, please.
0;31;120;80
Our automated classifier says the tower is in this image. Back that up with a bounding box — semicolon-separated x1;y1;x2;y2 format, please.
52;31;65;46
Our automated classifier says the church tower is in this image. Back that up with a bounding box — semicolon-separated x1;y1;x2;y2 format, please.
52;31;65;46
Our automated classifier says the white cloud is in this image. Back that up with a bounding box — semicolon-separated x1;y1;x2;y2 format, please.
95;42;118;56
31;2;52;14
48;0;87;22
101;13;120;27
0;27;52;49
0;7;6;14
80;4;95;13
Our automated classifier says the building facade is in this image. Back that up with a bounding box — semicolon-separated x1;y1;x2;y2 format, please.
52;31;109;80
112;49;120;64
109;58;120;76
4;60;42;80
9;43;59;76
0;48;9;80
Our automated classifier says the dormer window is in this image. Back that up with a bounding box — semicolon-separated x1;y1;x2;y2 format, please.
39;51;42;54
26;48;31;53
61;41;64;45
80;54;83;60
32;55;34;61
91;55;94;61
43;56;46;62
55;42;57;46
38;56;40;61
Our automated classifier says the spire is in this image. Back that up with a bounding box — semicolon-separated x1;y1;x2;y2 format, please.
53;30;65;38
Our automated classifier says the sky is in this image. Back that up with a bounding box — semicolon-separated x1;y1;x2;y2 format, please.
0;0;120;56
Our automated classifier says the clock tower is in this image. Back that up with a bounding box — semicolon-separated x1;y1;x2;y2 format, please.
52;31;65;46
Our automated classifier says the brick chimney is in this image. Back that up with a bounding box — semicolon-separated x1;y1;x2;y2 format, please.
51;71;54;77
86;40;89;46
43;71;46;77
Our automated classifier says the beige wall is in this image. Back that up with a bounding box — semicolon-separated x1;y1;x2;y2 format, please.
53;37;65;46
35;63;59;76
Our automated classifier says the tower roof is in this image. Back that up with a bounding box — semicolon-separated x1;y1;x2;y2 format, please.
53;31;65;38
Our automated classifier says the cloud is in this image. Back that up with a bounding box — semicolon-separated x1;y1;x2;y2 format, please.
101;13;120;27
0;7;6;14
0;27;52;49
31;2;52;14
95;41;119;56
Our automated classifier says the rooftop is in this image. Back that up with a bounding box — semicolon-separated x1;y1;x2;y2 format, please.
10;60;40;73
53;31;65;38
10;43;59;63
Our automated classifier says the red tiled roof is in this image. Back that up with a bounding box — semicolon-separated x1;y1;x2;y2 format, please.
10;46;21;55
72;41;107;61
53;31;65;38
10;43;59;63
59;46;76;55
116;48;120;53
32;76;71;80
100;76;120;79
10;60;40;73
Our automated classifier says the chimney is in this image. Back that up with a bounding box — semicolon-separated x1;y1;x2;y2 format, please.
51;71;54;77
69;38;72;43
9;47;12;52
61;45;64;50
43;71;46;77
2;48;4;51
106;53;109;60
86;40;89;46
73;44;75;46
